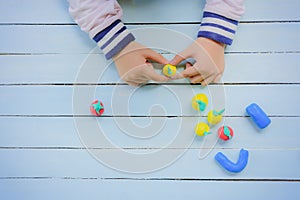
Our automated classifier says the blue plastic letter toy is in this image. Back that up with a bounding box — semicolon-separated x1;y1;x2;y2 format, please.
215;149;249;173
246;103;271;129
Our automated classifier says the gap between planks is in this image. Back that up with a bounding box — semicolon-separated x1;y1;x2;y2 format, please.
1;20;300;26
0;83;300;86
0;177;299;182
0;115;299;118
1;51;300;56
0;147;299;150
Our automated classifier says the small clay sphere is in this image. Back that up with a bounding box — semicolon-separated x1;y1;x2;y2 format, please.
163;64;176;77
194;122;211;136
90;100;104;116
191;93;208;112
207;109;225;125
218;126;234;141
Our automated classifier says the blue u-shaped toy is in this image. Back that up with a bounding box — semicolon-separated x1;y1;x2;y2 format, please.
215;149;249;173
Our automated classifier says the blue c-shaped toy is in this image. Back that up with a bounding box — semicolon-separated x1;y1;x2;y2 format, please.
215;149;249;173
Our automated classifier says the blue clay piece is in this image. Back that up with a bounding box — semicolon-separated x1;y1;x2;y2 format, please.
167;66;172;75
223;126;232;139
196;100;206;112
246;103;271;129
215;149;249;173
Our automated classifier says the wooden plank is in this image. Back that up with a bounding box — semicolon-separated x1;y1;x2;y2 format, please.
0;0;72;24
0;54;85;84
0;0;298;197
0;0;300;23
0;149;299;179
0;85;299;116
0;23;299;54
0;117;299;149
0;179;299;200
122;0;300;23
0;117;82;147
1;53;299;84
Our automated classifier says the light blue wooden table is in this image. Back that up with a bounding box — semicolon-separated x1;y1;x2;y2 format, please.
1;0;300;199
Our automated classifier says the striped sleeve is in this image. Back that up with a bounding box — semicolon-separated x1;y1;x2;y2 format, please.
93;19;135;59
197;11;238;45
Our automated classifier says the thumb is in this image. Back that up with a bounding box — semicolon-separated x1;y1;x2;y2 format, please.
144;49;168;65
145;64;170;83
169;49;191;65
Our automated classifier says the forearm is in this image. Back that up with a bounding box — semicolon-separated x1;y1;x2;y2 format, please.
68;0;135;59
198;0;245;45
204;0;245;21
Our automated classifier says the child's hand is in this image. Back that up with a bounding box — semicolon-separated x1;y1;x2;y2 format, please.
169;37;225;86
113;41;169;86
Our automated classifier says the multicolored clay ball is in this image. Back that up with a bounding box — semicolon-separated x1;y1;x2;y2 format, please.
218;126;234;141
90;100;104;116
194;122;211;136
207;109;225;125
162;64;176;77
192;93;208;112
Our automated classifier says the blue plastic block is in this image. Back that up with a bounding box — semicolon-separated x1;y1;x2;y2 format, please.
246;103;271;129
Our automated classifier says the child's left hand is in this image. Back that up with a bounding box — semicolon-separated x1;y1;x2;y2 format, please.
169;37;225;86
113;41;170;86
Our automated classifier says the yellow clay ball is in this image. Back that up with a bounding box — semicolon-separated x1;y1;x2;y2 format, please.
207;109;225;125
163;64;176;77
192;93;208;112
194;122;210;136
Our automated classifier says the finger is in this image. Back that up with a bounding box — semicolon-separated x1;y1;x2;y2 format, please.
186;62;193;68
169;49;191;65
213;74;222;83
126;79;149;87
123;68;150;86
126;81;140;87
189;75;204;84
144;49;168;65
170;72;185;80
201;74;216;86
171;66;199;80
182;65;201;77
171;62;194;80
125;75;149;85
145;65;170;83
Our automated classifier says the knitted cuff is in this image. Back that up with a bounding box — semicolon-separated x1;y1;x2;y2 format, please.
197;12;238;45
93;19;135;59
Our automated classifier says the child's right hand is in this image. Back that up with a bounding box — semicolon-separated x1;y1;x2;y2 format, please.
169;37;225;86
113;41;170;86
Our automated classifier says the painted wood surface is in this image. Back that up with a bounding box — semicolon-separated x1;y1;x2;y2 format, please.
0;179;299;200
0;85;298;116
1;23;300;54
0;117;298;149
0;0;299;23
0;149;299;179
0;0;299;199
1;53;299;84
